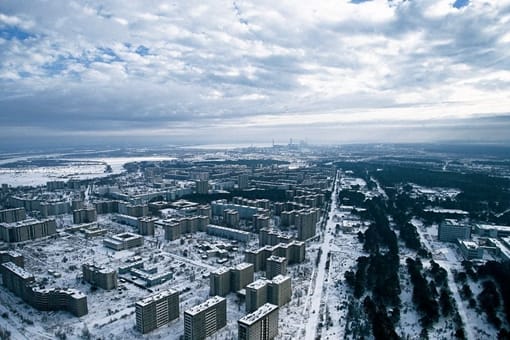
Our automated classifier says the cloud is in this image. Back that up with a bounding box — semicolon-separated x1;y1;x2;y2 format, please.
0;0;510;149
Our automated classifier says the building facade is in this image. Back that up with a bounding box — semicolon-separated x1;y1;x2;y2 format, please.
238;303;279;340
184;296;227;340
136;289;180;334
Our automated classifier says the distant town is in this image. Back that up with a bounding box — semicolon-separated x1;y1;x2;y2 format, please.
0;143;510;339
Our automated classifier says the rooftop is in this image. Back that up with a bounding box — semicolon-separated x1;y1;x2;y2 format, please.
238;303;278;326
136;289;178;307
246;279;268;290
1;261;34;280
271;275;290;285
185;296;226;316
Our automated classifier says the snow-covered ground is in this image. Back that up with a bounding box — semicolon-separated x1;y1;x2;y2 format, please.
0;156;176;187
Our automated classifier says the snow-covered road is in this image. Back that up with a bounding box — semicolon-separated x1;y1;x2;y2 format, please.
303;170;339;340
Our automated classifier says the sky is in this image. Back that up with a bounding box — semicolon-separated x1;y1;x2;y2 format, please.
1;0;510;149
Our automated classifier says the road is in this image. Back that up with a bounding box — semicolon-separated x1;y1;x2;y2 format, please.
303;170;339;340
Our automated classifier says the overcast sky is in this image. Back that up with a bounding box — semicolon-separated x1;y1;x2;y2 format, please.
1;0;510;149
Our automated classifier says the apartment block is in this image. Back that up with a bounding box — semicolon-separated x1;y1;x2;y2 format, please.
438;220;471;242
0;207;26;223
267;275;292;307
231;262;255;292
266;256;287;280
136;289;180;334
238;303;279;340
73;208;97;224
138;216;157;236
210;267;231;297
246;279;268;313
184;296;227;340
0;219;57;243
82;263;118;290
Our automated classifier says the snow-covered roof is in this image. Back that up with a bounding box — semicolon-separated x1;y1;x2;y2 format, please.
238;303;278;326
185;296;225;316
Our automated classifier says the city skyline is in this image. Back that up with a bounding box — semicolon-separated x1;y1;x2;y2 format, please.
1;0;510;149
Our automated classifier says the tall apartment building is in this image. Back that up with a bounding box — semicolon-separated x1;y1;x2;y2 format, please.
231;262;254;292
224;209;240;228
238;174;249;189
246;276;292;312
210;263;254;296
138;217;157;236
267;275;292;307
210;267;231;297
252;214;270;232
184;296;227;340
0;219;56;243
0;208;26;223
246;279;268;313
162;220;181;241
266;256;287;280
196;180;209;194
238;303;279;340
136;289;180;334
73;208;97;224
295;210;317;241
82;263;118;290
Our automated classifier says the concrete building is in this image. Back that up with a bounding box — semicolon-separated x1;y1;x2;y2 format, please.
457;240;483;259
266;256;287;280
196;180;209;194
184;296;227;340
238;174;249;189
40;200;71;217
474;224;510;238
46;181;66;191
73;208;97;224
259;228;292;247
231;262;254;292
161;220;181;241
238;303;279;340
252;214;270;232
295;209;317;241
103;232;144;250
0;251;24;267
0;262;87;317
0;207;26;223
30;286;88;317
138;217;157;236
82;263;118;290
438;220;471;242
224;209;240;228
136;289;180;334
267;275;292;307
207;224;251;243
245;241;305;271
246;279;268;313
210;267;231;297
0;219;56;243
